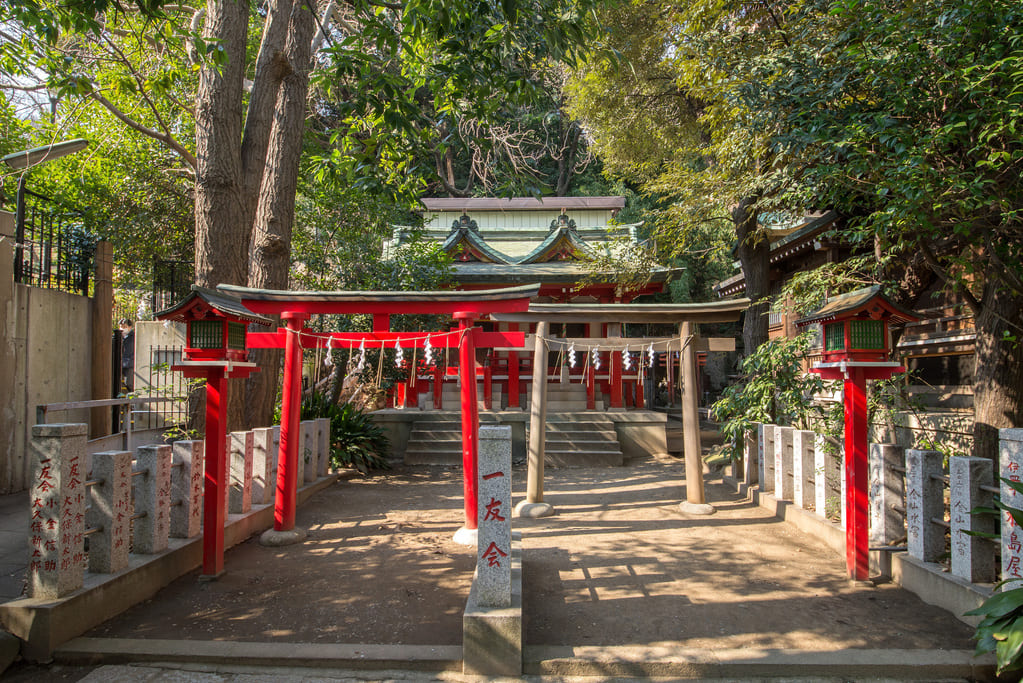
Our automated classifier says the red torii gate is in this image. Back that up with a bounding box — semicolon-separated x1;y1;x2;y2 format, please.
218;283;536;548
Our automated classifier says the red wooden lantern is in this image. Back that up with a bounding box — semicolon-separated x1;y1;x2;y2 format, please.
156;286;270;578
157;286;270;363
796;285;919;581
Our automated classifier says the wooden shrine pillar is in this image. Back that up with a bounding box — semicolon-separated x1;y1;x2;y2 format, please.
608;322;623;409
516;320;553;518
454;313;481;543
272;312;310;537
680;320;713;514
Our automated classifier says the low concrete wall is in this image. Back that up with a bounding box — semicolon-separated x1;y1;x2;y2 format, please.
463;532;522;676
0;475;337;661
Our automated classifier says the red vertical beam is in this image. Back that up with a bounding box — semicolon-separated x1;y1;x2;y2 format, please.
586;360;596;410
844;367;870;580
508;350;520;409
433;366;443;409
201;368;228;576
456;314;480;530
274;312;309;532
483;366;492;410
372;314;389;332
610;352;623;408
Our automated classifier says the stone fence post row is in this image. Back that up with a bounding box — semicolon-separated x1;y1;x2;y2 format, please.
29;418;332;599
741;423;1013;588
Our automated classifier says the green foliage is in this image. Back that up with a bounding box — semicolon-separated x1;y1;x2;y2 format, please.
710;333;828;459
300;391;390;475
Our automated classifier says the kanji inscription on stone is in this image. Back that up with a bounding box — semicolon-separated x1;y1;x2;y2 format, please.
477;425;512;607
1001;429;1023;590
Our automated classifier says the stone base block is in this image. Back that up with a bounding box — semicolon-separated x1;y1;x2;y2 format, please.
679;501;716;516
258;528;307;547
452;527;478;546
463;533;522;676
515;501;554;518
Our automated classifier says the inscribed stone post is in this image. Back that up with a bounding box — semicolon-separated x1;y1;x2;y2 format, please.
814;433;829;518
87;450;131;573
477;425;512;607
906;449;944;563
229;431;253;514
317;417;331;477
29;424;88;598
251;427;275;505
743;426;759;486
134;444;172;554
758;424;775;495
170;440;203;538
1000;428;1023;589
300;420;315;484
950;456;995;583
868;444;905;548
792;430;815;509
773;426;794;500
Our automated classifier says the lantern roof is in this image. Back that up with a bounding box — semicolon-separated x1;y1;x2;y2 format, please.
795;285;919;327
155;286;273;326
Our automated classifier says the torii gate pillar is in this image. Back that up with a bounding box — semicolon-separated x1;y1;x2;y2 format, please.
679;321;714;515
453;312;482;545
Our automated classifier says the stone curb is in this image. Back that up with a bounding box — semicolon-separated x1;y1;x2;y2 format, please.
53;638;997;681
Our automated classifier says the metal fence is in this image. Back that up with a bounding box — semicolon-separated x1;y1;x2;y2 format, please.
13;187;94;295
152;258;193;314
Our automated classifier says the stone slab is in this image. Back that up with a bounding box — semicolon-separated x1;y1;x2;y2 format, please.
463;532;522;676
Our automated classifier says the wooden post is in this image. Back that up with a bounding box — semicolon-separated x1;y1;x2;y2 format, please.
679;321;713;514
201;368;228;577
516;320;553;518
90;240;113;438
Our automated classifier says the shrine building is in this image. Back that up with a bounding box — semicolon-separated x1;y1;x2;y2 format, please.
375;196;693;467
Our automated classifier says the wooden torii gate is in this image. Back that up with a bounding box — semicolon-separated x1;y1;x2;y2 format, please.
218;283;537;546
491;299;750;516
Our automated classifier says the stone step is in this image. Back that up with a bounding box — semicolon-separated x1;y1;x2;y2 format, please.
544;440;623;452
543;428;617;439
404;451;462;466
545;449;623;467
406;434;462;446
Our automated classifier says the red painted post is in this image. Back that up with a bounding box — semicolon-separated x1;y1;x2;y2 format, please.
456;314;480;530
201;367;228;577
433;366;443;409
586;360;596;410
274;312;308;532
844;368;870;580
610;351;623;408
483;366;492;410
635;369;645;408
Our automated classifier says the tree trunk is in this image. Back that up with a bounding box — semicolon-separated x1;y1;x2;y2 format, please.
194;0;250;289
971;269;1023;459
245;0;317;429
734;196;769;356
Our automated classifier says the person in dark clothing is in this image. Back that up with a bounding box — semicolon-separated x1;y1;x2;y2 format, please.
119;319;135;393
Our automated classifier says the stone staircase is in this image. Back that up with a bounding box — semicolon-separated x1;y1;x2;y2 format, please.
538;413;623;467
403;410;624;467
524;379;603;412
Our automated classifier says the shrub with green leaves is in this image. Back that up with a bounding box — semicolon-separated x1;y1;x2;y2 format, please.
300;391;390;474
711;332;829;460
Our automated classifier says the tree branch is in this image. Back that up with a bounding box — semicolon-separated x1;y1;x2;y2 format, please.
918;239;981;314
90;90;197;168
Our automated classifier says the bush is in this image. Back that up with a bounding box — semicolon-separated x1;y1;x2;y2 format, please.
300;391;390;474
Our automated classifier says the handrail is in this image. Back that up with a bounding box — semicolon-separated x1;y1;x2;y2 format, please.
37;396;183;424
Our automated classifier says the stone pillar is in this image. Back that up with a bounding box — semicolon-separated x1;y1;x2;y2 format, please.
89;240;113;439
678;321;711;513
29;424;87;598
758;424;775;494
792;430;815;508
950;456;995;583
1000;428;1023;588
906;449;944;563
743;425;759;486
302;420;317;484
868;443;904;577
317;417;331;477
517;321;552;518
229;430;253;514
87;449;131;573
252;427;275;505
477;425;512;607
814;434;842;520
773;426;793;500
170;440;203;538
133;444;172;555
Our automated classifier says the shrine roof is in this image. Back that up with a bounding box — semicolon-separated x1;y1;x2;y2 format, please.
156;286;273;325
795;285;920;326
452;262;680;285
516;226;596;264
421;196;625;212
491;298;750;324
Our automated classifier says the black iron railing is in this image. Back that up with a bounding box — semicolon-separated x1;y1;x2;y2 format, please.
13;187;94;295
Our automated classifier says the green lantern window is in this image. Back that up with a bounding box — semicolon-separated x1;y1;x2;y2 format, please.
190;320;223;349
850;319;884;349
824;322;845;351
227;322;247;349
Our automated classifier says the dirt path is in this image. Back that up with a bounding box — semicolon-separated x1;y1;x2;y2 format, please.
87;459;975;651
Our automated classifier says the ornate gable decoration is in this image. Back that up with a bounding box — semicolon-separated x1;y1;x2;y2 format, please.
441;218;511;264
451;213;479;232
548;213;576;232
519;218;595;264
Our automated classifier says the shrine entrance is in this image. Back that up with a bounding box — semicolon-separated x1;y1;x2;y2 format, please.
166;283;537;576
